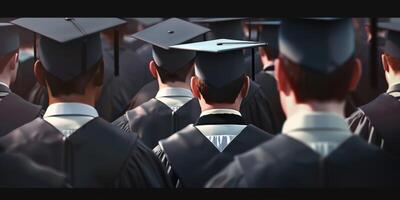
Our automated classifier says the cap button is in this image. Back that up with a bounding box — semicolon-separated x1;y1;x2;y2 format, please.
168;30;174;34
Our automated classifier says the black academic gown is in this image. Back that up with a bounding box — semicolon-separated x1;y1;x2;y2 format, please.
347;84;400;157
96;40;154;121
0;153;67;187
127;80;281;134
206;134;400;188
11;50;37;100
0;84;42;138
113;98;201;149
0;117;172;188
154;114;273;188
254;67;285;133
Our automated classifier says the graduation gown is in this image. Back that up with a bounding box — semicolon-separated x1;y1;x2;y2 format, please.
128;80;280;134
254;68;285;133
0;153;67;187
96;40;154;121
113;98;201;149
347;84;400;156
11;49;37;100
154;114;273;188
0;117;172;188
0;84;42;138
206;134;400;188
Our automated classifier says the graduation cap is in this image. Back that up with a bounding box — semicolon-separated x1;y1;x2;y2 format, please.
279;18;355;74
131;18;210;73
190;18;247;40
11;18;126;81
246;20;281;54
0;23;19;57
378;20;400;60
171;39;266;87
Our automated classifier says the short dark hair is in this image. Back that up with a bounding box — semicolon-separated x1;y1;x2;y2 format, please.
384;52;400;72
156;59;195;83
280;54;358;102
0;49;18;73
197;75;246;104
44;59;104;97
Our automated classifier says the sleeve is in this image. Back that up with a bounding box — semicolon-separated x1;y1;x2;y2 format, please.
205;157;247;188
112;114;132;133
346;109;383;147
113;140;173;188
153;145;183;188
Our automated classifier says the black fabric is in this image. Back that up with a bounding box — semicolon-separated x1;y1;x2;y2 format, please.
158;124;273;188
348;89;400;156
0;117;172;188
0;92;42;138
0;153;67;187
114;97;201;149
196;114;246;126
96;40;154;121
206;134;400;187
128;80;281;134
11;52;37;100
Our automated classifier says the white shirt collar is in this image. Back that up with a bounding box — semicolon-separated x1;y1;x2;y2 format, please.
155;87;193;98
282;111;352;157
200;109;242;117
0;81;9;89
44;102;99;118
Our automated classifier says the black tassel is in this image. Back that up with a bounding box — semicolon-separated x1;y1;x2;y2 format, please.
114;29;120;76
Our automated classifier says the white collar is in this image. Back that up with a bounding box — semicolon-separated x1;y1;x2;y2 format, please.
387;81;400;93
282;111;352;157
155;87;193;98
0;81;9;89
200;109;242;117
44;102;99;118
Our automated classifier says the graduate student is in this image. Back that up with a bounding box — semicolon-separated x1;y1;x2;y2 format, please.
153;39;273;188
347;19;400;156
113;18;209;149
206;18;400;188
0;18;171;188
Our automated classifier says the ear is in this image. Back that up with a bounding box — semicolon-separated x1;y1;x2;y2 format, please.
240;75;250;98
275;57;290;95
349;58;362;92
149;60;158;78
382;53;390;73
93;62;104;86
34;60;47;87
191;76;201;99
10;52;18;71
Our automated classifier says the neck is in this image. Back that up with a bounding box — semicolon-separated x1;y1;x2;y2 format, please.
287;100;345;118
386;73;400;88
0;76;11;87
261;58;274;70
48;95;96;107
158;80;191;90
200;101;241;113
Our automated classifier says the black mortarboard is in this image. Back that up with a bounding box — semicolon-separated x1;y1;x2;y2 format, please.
0;23;19;57
11;18;126;80
171;39;265;87
279;18;355;74
131;18;209;73
246;19;281;53
378;19;400;59
190;18;246;40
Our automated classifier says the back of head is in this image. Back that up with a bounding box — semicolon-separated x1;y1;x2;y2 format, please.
0;23;19;74
278;18;358;103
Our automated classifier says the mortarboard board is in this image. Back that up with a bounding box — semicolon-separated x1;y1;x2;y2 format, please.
279;18;355;74
377;19;400;59
190;18;246;40
0;23;19;57
131;18;209;73
171;39;265;87
11;18;126;81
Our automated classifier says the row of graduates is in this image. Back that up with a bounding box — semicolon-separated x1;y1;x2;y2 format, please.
0;17;399;187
